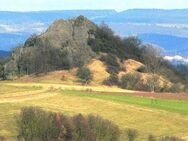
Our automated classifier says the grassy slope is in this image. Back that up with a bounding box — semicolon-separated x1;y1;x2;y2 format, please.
64;91;188;115
0;82;188;140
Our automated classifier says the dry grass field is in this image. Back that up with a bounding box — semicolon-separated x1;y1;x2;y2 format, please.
1;82;188;141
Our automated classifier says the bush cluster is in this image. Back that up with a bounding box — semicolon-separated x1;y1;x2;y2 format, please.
137;66;147;73
160;136;185;141
118;73;182;93
119;73;142;90
76;67;93;84
103;72;151;91
100;54;121;74
127;129;138;141
88;24;143;61
17;107;120;141
103;74;119;86
124;129;185;141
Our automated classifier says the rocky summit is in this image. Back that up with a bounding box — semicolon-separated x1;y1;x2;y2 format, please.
4;16;97;76
24;15;97;49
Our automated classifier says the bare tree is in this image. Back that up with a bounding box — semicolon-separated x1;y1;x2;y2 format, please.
143;44;163;92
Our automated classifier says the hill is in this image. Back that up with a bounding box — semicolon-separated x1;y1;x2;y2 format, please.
0;50;10;59
101;9;188;24
0;33;30;51
2;9;188;25
1;16;186;93
0;10;116;24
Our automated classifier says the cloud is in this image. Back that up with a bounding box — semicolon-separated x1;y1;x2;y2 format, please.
0;24;23;33
0;22;47;33
164;55;188;63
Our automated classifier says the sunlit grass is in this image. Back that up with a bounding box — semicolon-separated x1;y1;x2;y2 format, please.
0;83;188;141
62;90;188;115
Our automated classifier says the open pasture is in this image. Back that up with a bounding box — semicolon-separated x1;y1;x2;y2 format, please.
0;82;188;140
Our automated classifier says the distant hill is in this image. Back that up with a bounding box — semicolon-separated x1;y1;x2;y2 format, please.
0;50;10;59
0;10;116;24
0;33;30;51
2;9;188;25
139;33;188;56
101;9;188;24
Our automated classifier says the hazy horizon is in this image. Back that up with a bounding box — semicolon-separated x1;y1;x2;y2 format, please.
1;0;188;12
1;8;188;13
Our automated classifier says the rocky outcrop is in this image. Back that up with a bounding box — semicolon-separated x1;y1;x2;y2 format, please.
4;16;97;78
24;15;97;49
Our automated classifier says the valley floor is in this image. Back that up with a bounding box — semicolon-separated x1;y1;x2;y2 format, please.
0;82;188;141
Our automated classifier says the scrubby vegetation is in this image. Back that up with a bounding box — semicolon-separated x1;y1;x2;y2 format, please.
120;73;141;90
88;23;143;61
103;74;119;86
13;107;185;141
100;54;121;74
0;83;188;141
160;136;185;141
17;107;120;141
76;67;93;84
127;129;138;141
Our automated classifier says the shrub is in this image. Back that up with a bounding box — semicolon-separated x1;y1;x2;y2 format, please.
17;135;25;141
0;136;5;141
145;75;162;92
148;134;157;141
168;83;184;93
88;24;143;60
137;66;147;73
135;81;151;92
76;67;93;84
103;74;119;86
119;73;163;92
120;73;141;90
100;54;121;74
17;107;50;141
127;129;138;141
160;136;185;141
87;114;120;141
18;107;120;141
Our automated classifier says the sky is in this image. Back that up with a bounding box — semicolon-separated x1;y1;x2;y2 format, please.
0;0;188;12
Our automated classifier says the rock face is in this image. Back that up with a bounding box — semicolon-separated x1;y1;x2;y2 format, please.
25;15;97;49
4;16;97;78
